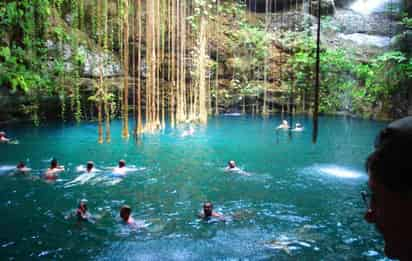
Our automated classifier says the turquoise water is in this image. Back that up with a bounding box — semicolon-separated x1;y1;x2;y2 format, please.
0;115;387;260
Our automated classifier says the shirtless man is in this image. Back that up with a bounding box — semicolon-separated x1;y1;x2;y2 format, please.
120;205;136;226
16;161;31;173
112;160;126;175
44;159;64;179
277;120;290;130
198;202;224;220
225;160;239;171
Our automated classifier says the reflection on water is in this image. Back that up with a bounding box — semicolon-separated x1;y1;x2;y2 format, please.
0;116;386;259
304;164;365;179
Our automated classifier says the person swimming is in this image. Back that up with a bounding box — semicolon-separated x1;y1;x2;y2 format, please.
0;131;10;143
277;120;290;130
120;205;136;226
292;123;304;132
181;126;195;137
198;202;224;221
44;158;64;179
113;160;127;175
76;199;92;222
225;160;239;171
15;161;31;173
86;161;94;173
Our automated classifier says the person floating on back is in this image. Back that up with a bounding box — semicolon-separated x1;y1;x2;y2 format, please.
198;202;224;221
277;120;290;130
15;161;31;174
363;116;412;261
0;131;10;143
120;205;136;226
44;158;64;180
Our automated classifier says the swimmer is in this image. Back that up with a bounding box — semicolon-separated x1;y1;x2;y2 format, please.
76;199;92;222
86;161;94;173
0;131;10;143
225;160;239;171
120;205;136;226
292;123;304;132
198;202;224;220
181;126;195;137
78;161;98;173
113;160;127;175
15;161;31;173
44;158;64;179
277;120;290;130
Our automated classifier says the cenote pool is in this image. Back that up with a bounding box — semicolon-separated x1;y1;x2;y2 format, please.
0;115;387;260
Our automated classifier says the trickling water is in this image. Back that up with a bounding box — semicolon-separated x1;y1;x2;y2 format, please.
0;116;386;259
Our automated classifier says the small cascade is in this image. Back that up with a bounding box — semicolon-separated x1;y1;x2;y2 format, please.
350;0;402;15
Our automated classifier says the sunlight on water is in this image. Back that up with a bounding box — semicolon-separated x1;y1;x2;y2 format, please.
318;165;364;179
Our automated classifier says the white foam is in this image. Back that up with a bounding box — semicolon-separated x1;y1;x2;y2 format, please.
317;165;363;179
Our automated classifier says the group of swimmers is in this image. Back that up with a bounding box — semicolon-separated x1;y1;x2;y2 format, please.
74;199;224;227
2;128;249;227
277;120;304;131
14;158;131;180
12;157;241;226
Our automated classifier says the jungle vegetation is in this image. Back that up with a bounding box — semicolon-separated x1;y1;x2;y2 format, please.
0;0;411;138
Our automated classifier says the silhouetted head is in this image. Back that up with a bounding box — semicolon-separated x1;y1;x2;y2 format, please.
51;159;58;169
120;205;132;222
228;160;236;169
0;131;5;137
296;123;302;128
86;161;94;172
78;200;88;213
119;160;126;168
16;161;25;169
203;202;213;217
364;116;412;260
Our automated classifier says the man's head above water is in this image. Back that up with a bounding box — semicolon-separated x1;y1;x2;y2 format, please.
364;116;412;260
203;202;214;217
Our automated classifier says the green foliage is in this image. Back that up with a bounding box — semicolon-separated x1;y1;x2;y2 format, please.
287;34;412;116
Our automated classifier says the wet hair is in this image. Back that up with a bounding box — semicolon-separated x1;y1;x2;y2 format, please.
51;158;58;168
203;202;213;209
120;205;131;220
366;117;412;194
16;161;25;169
228;160;236;168
86;161;94;170
78;201;88;211
119;160;126;168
